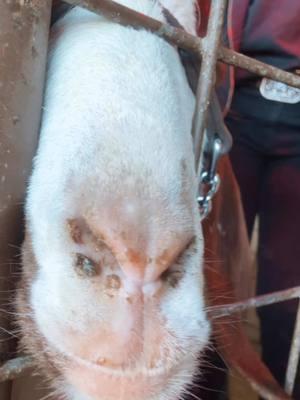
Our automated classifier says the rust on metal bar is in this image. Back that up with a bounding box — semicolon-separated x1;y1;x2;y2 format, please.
285;300;300;395
219;46;300;89
64;0;300;90
0;356;33;382
192;0;227;171
208;286;300;318
64;0;201;52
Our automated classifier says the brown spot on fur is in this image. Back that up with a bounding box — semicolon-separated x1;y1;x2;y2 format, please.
95;357;121;368
180;158;188;173
96;357;106;366
67;219;83;244
126;249;147;268
106;274;121;289
67;219;111;258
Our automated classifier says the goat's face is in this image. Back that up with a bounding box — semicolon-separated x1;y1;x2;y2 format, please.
17;2;209;399
19;173;209;400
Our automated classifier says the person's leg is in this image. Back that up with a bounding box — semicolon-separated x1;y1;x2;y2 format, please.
257;155;300;395
194;112;265;400
226;112;265;237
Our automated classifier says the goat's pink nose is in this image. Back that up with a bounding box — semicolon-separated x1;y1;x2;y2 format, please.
111;237;193;285
121;275;162;297
115;247;170;285
112;234;193;286
142;280;162;296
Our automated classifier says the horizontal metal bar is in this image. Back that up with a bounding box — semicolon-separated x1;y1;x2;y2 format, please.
208;286;300;318
64;0;300;89
65;0;202;51
219;46;300;89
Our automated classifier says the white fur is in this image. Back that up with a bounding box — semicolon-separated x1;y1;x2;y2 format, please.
25;1;209;399
160;0;197;34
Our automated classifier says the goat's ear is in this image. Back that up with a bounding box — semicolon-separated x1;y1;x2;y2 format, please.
178;49;200;95
67;218;84;244
160;0;198;34
178;53;225;95
161;4;200;95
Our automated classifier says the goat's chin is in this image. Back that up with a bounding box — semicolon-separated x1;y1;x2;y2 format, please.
42;332;202;400
62;353;198;400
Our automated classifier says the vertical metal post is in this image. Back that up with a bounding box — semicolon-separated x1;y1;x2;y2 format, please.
0;0;52;385
192;0;227;173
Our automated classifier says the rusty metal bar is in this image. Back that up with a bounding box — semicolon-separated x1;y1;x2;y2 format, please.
239;373;291;400
192;0;227;171
285;300;300;395
219;47;300;89
208;286;300;318
0;356;33;382
65;0;201;52
64;0;300;90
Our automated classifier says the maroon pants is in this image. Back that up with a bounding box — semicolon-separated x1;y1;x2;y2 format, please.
226;86;300;397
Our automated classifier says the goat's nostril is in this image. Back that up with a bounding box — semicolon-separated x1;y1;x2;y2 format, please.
120;276;162;298
74;253;101;277
161;270;184;288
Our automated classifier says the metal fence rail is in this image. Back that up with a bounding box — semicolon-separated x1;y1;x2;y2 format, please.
209;286;300;396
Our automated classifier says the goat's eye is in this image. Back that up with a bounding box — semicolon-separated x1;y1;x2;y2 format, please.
74;254;100;277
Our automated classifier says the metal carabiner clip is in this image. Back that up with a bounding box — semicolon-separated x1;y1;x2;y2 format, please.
197;137;222;219
204;136;222;183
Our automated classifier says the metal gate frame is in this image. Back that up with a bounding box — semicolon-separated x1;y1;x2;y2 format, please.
1;1;300;399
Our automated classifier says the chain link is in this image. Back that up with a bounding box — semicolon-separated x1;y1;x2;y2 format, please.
198;171;220;219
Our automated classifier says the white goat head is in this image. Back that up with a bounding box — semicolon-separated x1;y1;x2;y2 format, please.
17;1;210;399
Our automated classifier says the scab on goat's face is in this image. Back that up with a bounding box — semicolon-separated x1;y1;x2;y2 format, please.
16;1;210;400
